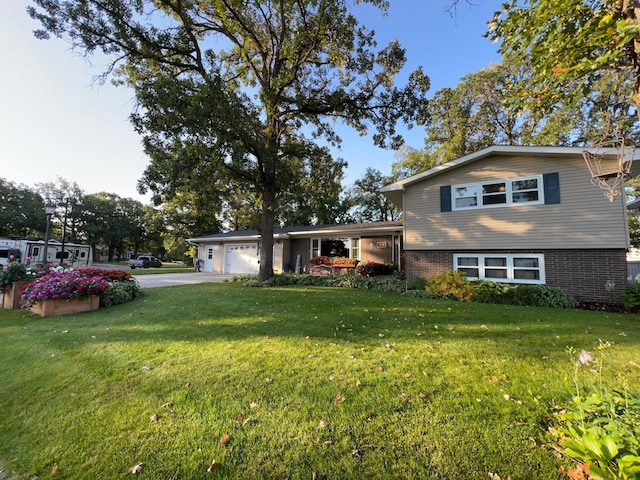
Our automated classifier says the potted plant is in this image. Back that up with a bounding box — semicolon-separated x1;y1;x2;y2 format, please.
329;257;358;267
309;256;330;266
21;270;111;317
1;259;37;309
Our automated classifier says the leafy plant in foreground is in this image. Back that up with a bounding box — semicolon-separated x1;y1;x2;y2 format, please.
551;341;640;479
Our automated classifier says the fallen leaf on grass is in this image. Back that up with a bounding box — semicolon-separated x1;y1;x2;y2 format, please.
403;373;411;378
335;395;345;404
236;413;243;424
162;402;173;408
129;463;143;474
220;434;230;446
150;413;159;422
206;460;216;472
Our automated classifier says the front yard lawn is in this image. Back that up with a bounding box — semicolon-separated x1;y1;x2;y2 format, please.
0;283;638;479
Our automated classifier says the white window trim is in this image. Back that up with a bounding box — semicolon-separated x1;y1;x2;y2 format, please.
453;253;546;284
452;175;544;211
310;237;360;260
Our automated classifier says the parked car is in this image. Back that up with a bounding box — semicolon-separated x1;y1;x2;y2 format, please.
128;255;163;269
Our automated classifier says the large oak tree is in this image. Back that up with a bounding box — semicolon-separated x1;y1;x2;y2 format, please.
29;0;429;280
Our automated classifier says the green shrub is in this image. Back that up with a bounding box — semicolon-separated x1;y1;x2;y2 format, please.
471;281;576;309
622;282;640;310
102;279;142;307
471;280;513;304
426;271;474;302
355;261;395;277
509;284;577;308
407;277;428;291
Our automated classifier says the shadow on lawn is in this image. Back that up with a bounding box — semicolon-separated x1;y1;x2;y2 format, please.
2;283;637;361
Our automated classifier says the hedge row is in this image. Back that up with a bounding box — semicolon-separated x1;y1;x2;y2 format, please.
234;271;578;309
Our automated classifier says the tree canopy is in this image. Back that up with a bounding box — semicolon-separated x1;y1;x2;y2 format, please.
29;0;430;280
0;179;46;237
487;0;640;136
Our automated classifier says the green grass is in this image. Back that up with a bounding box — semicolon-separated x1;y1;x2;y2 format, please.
0;283;638;479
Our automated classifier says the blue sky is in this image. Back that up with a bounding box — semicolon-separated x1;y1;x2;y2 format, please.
0;0;501;202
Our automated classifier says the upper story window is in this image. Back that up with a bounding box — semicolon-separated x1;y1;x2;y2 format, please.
452;175;543;211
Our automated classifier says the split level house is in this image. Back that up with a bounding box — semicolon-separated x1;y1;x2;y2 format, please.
189;145;639;305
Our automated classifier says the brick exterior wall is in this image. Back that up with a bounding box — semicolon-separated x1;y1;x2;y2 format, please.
404;249;628;304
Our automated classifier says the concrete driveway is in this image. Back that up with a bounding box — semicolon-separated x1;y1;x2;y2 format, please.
133;272;236;288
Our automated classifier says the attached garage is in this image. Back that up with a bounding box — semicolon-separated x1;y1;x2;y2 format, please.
224;243;259;274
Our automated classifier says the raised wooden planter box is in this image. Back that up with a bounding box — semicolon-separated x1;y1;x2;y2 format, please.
29;295;100;317
1;281;30;310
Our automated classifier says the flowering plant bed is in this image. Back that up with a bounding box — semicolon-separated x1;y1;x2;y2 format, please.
21;270;110;310
308;256;358;267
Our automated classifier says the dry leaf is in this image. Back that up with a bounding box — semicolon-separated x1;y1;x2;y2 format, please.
236;413;243;424
207;460;216;472
335;395;345;404
403;373;411;378
355;380;362;388
220;433;230;446
51;465;58;474
162;402;173;408
318;420;328;428
150;413;159;422
129;463;144;474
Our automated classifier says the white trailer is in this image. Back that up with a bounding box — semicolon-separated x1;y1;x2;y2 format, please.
0;238;92;268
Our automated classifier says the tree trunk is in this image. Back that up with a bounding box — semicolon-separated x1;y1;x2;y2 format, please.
258;181;276;282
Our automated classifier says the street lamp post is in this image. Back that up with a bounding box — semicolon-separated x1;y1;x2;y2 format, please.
42;199;55;265
59;198;69;265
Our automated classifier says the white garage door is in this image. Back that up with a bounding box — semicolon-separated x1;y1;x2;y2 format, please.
225;244;259;274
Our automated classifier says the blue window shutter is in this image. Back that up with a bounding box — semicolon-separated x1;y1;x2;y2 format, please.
440;185;452;212
543;173;560;204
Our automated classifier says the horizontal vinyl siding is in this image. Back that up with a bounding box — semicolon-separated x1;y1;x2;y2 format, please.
404;154;629;250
